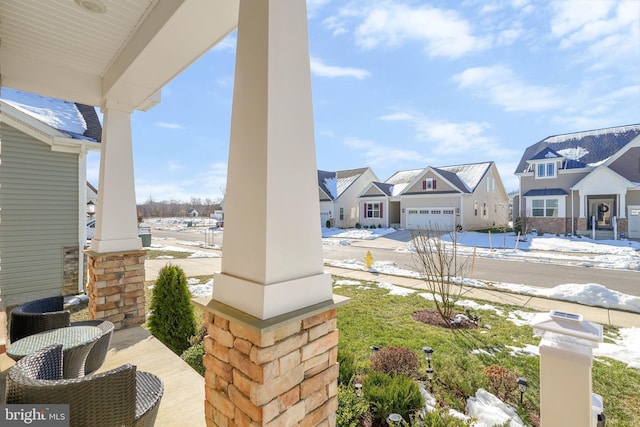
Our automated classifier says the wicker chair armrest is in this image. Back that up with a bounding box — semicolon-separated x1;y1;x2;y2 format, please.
10;311;71;342
7;363;138;427
133;372;164;427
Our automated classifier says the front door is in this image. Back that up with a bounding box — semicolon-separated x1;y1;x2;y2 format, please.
629;206;640;238
587;196;615;229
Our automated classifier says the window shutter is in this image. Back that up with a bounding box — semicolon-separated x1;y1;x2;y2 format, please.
422;180;426;190
380;204;383;218
363;203;367;218
433;179;437;189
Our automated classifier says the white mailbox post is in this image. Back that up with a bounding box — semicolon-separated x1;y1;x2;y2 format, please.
533;310;603;427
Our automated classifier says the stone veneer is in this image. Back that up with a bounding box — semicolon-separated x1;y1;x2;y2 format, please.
85;250;146;329
200;300;343;427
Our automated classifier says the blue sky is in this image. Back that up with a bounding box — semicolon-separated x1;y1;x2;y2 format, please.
88;0;640;203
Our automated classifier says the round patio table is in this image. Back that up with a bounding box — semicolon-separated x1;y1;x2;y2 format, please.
7;326;102;379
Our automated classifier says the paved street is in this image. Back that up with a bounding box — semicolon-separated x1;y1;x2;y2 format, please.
146;228;640;297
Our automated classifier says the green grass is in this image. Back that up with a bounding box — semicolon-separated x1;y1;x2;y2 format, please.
333;277;640;426
145;250;193;260
70;273;640;426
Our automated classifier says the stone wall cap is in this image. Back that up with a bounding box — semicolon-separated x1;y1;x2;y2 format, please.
192;294;350;333
84;249;148;257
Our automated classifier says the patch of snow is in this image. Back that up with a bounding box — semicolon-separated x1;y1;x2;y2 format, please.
322;227;397;240
466;389;525;427
558;146;589;161
377;282;416;296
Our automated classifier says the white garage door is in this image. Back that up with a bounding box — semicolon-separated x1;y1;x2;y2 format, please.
628;206;640;238
406;208;455;231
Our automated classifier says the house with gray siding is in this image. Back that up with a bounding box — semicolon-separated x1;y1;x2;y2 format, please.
513;124;640;239
359;162;509;231
0;88;101;305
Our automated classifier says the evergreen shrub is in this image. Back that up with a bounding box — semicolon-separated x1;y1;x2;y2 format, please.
363;372;424;423
148;264;197;354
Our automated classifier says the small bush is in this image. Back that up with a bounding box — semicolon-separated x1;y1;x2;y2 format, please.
513;217;523;234
363;372;424;423
371;346;420;377
148;264;197;355
484;365;518;401
337;385;369;427
355;223;361;229
180;342;205;376
338;351;356;385
326;219;331;228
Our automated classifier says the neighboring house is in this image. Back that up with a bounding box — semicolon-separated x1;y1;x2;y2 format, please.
358;162;509;231
514;124;640;239
0;88;101;304
188;208;200;217
318;167;379;228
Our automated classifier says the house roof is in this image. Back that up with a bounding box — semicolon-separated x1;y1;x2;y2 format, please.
522;188;569;197
515;124;640;174
383;162;493;196
1;88;102;142
318;167;371;201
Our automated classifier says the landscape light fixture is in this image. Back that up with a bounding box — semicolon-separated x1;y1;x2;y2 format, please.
387;413;404;426
517;377;529;406
354;382;363;398
426;367;434;393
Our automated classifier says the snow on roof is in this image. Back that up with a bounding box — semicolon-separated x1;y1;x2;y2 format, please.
1;88;89;138
384;169;423;196
516;124;640;173
438;162;491;192
335;168;369;197
324;176;338;199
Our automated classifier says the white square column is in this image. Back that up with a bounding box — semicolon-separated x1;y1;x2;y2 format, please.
91;100;142;253
213;0;332;320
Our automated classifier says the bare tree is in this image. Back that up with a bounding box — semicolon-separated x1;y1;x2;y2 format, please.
410;225;470;325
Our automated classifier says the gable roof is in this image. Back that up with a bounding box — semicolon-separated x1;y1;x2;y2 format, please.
318;167;372;201
515;124;640;174
383;162;493;196
0;88;102;142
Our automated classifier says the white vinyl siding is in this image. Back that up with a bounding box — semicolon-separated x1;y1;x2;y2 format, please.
0;123;79;304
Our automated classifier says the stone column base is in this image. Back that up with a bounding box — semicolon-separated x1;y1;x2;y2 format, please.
195;297;348;427
85;250;146;329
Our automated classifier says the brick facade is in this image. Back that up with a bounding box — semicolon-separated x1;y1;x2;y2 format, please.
203;306;339;426
85;250;146;330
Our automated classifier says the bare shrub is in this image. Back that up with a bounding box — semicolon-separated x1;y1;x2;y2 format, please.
410;225;470;324
370;346;419;377
484;365;518;401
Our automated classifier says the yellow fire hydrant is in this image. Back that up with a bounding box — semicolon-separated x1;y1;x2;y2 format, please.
365;251;373;269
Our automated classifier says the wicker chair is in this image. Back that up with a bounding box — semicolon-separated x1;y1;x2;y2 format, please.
9;296;71;343
6;344;164;427
69;320;115;375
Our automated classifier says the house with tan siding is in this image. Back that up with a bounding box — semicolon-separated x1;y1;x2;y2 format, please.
513;124;640;239
359;162;509;231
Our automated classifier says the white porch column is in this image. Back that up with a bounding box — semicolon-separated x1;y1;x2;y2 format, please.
212;0;332;320
579;193;586;218
90;101;141;253
619;192;626;218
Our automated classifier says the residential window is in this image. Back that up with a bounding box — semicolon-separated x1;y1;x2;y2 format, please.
482;202;487;218
474;201;478;216
339;207;344;221
422;179;437;190
364;202;383;219
536;162;556;178
532;199;559;217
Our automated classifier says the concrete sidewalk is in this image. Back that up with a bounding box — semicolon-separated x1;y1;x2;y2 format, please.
145;257;640;328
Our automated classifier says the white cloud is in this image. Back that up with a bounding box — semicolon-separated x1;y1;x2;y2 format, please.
156;122;184;130
550;0;640;70
327;1;490;59
310;57;371;79
167;161;183;172
343;137;430;166
452;65;564;112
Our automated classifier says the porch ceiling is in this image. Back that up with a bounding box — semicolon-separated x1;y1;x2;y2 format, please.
0;0;238;110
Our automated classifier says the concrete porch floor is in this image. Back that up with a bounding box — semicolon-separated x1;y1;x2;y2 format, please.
0;326;205;427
